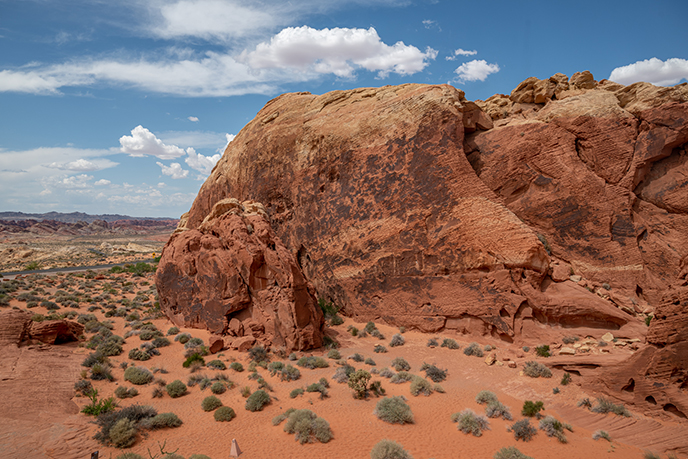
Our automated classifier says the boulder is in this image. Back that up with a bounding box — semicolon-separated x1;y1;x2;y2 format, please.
559;347;576;355
232;335;256;352
0;310;32;347
208;335;224;354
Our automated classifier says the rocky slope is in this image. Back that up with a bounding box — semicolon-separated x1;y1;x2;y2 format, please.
157;73;687;415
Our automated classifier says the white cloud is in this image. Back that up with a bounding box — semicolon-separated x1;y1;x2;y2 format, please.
185;148;221;176
241;26;437;78
156;161;189;179
454;59;500;83
446;48;477;60
187;116;199;122
609;57;688;86
120;125;187;159
95;179;111;186
47;158;118;172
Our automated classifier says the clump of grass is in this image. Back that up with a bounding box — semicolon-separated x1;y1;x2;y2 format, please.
523;361;552;378
297;356;329;369
306;382;329;399
207;359;226;370
509;418;537;442
389;333;405;347
167;326;180;335
245;389;270;411
114;386;139;399
391;357;410;372
494;446;533;459
591;397;630;417
229;362;244;372
441;338;459;350
427;337;439;348
141;412;183;429
248;345;268;362
593;430;611;441
539;415;572;443
410;377;433;396
124;366;153;385
374;396;414;425
280;409;333;444
451;409;490;437
214;406;236;422
535;345;550;357
370;440;414;459
463;342;484;357
327;349;341;359
81;389;117;416
577;398;592;408
421;363;447;382
475;390;498;405
290;388;304;398
521;400;544;417
561;373;572;386
349;353;364;362
485;401;512;420
93;405;157;448
201;395;223;412
183;353;205;368
390;371;414;384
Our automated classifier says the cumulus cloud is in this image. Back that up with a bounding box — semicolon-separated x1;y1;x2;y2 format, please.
47;158;118;172
454;59;500;83
120;125;187;159
95;179;111;186
156;162;189;179
187;116;199;122
185;148;221;176
241;26;437;78
609;57;688;86
446;48;477;60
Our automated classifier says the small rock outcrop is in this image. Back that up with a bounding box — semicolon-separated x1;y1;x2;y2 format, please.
29;320;83;344
156;199;323;351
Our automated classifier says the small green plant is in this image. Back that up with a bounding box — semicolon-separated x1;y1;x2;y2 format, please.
591;397;630;417
509;418;537;442
485;401;512;420
535;345;551;357
183;353;205;368
522;400;544;417
81;389;117;416
327;349;341;359
539;415;572;443
290;388;304;398
593;430;611;441
451;409;490;437
143;412;182;429
348;369;371;399
229;362;244;372
410;377;433;396
441;338;460;349
370;440;414;459
214;406;236;422
114;386;139;399
475;390;498;405
374;396;414;424
207;359;226;370
561;373;572;386
373;344;387;353
248;345;268;362
240;386;251;398
494;446;533;459
245;389;271;411
464;342;484;357
166;380;187;398
109;418;137;448
201;395;223;411
211;381;227;394
645;314;653;326
349;353;364;362
427;337;439;347
421;363;447;382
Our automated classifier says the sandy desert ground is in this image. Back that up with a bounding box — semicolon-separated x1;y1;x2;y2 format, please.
0;268;686;459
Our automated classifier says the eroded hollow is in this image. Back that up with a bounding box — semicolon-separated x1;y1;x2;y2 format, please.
663;404;687;419
645;395;657;405
621;378;635;393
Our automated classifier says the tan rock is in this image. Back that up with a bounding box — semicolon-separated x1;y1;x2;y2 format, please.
29;320;83;345
485;353;496;366
508;361;517;368
601;332;614;342
228;318;244;337
232;336;256;352
570;275;582;282
559;346;576;355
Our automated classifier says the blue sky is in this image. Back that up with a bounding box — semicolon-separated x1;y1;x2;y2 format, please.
1;0;687;218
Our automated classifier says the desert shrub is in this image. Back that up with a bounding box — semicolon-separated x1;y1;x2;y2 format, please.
371;329;385;340
201;395;223;411
348;369;371;399
151;336;170;348
410;377;433;396
510;418;537;442
421;363;447;382
248;345;268;362
561;373;572;386
427;338;438;348
644;453;662;459
81;389;117;416
349;353;364;362
591;397;630;416
373;344;387;353
210;381;227;394
245;389;271;411
188;456;211;459
485;401;513;420
390;371;414;384
379;367;395;378
183;353;205;368
463;342;484;357
115;386;139;399
109;418;137;448
365;357;376;366
152;387;164;398
389;333;405;347
128;348;152;361
83;352;108;368
553;387;560;394
138;329;163;341
240;386;251;397
98;337;124;356
184;337;204;349
290;388;304;398
535;345;551;357
207;359;226;370
374;396;413;424
452;409;490;436
327;349;341;359
142;412;182;429
521;400;544;417
74;379;93;395
281;409;333;444
214;406;236;422
523;361;552;378
273;408;297;426
267;361;284;374
441;338;460;350
370;440;414;459
297;356;329;369
174;332;191;344
348;326;359;336
114;454;143;459
94;405;157;447
167;326;180;335
562;336;578;344
475;390;498;405
124;366;153;385
229;362;244;372
332;364;355;383
388;358;408;372
306;382;329;399
494;446;533;459
593;430;611;441
539;415;572;443
166;380;187;398
90;363;114;381
370;380;386;396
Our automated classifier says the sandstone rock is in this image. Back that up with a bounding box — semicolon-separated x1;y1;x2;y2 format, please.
559;346;576;355
508;361;517;368
156;200;324;351
569;70;596;90
0;310;32;347
485;353;496;365
570;275;582;283
29;320;83;344
551;263;571;282
228;318;244;337
601;332;614;342
209;335;224;354
232;335;256;352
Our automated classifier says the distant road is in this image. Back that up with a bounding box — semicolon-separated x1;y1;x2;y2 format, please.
0;259;156;280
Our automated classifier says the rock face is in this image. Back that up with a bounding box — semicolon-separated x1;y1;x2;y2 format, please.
29;320;84;344
156;198;323;351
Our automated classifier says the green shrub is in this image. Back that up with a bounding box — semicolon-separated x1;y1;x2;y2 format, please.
410;377;433;396
74;379;93;395
248;345;268;362
591;397;630;417
521;400;544;417
166;380;187;398
245;389;271;411
475;390;498;405
211;381;227;394
390;357;410;372
370;440;414;459
332;364;355;383
115;386;139;399
229;361;244;372
485;401;513;420
389;333;405;347
152;336;170;348
327;349;341;359
535;345;550;357
183;353;205;368
143;412;182;429
297;356;329;369
452;409;489;437
390;371;414;384
201;395;223;411
82;352;108;368
373;344;387;353
174;332;191;344
124;366;153;385
348;369;371;399
94;405;156;446
494;446;533;459
421;363;447;382
374;396;414;424
365;357;376;366
523;361;552;378
539;415;572;443
282;409;333;444
90;363;114;381
167;326;180;335
349;353;364;362
81;389;117;416
464;342;484;357
128;348;151;361
441;338;459;349
109;418;137;448
290;388;304;398
510;418;537;442
306;382;329;399
214;406;236;422
561;373;572;386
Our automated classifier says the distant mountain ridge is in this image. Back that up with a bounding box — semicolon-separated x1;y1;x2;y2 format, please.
0;211;175;223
